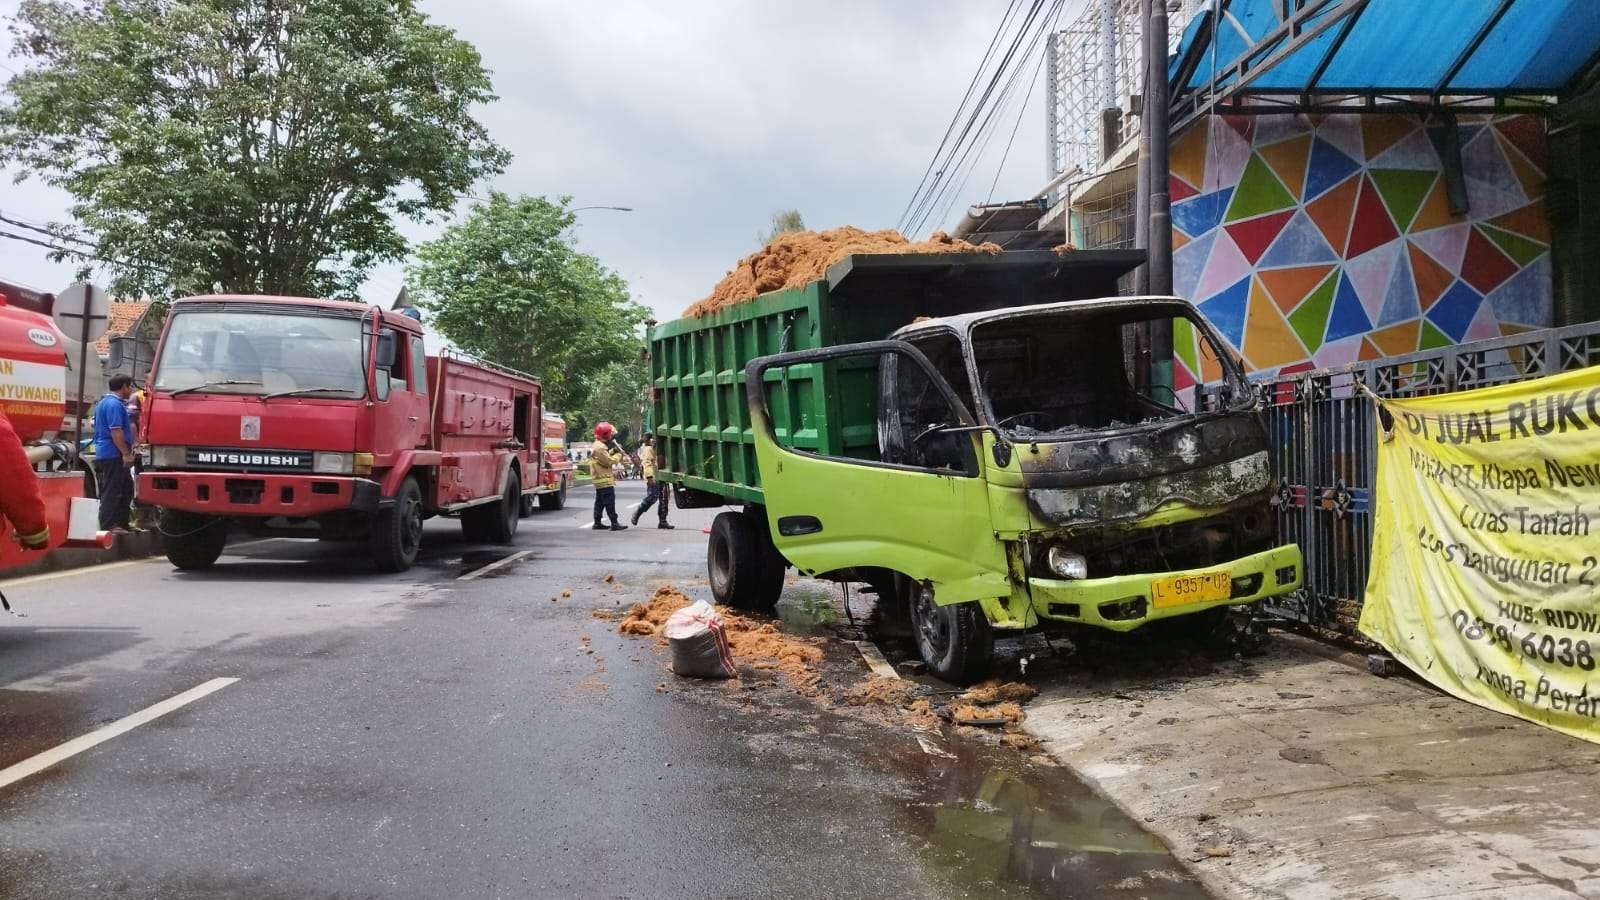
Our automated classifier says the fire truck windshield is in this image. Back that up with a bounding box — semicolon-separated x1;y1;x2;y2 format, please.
153;310;367;398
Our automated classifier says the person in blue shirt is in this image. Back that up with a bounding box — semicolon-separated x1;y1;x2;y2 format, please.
92;374;136;532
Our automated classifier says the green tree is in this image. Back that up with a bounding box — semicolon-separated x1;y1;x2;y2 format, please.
757;209;806;245
407;193;649;414
0;0;509;300
570;356;650;444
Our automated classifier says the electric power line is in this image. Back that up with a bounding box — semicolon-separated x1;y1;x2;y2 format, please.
900;0;1053;236
894;0;1027;233
910;0;1064;236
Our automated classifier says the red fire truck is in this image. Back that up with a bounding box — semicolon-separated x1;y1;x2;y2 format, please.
0;293;110;573
138;295;569;573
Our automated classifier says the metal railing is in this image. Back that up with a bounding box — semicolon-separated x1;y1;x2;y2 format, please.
1201;321;1600;636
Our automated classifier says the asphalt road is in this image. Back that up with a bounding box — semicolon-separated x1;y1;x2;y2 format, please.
0;481;1202;899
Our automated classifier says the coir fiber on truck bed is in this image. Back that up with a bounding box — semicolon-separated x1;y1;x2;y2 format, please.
684;226;1002;317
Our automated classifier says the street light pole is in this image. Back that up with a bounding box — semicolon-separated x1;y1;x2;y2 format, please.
1144;0;1174;396
570;206;633;213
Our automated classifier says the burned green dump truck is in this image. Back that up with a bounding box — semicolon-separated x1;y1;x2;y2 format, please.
647;250;1302;683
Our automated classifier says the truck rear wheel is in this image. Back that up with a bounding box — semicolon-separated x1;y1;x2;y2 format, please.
372;477;424;573
708;510;784;611
537;478;567;511
911;583;993;685
162;510;226;571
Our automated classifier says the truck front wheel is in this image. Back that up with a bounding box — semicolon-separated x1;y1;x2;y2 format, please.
708;510;784;611
372;477;424;573
162;510;226;571
911;584;993;685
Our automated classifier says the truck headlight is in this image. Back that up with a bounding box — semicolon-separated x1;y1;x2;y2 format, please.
312;451;354;475
1045;546;1088;580
150;445;186;468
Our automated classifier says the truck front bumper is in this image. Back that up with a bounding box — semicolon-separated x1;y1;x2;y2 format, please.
1013;543;1302;631
139;472;383;518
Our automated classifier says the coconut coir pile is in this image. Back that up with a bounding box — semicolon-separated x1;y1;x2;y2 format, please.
617;585;824;693
684;227;1003;317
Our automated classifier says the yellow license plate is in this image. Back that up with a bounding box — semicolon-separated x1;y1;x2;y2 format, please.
1150;570;1232;608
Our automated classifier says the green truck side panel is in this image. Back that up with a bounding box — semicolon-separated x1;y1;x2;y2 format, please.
650;281;895;503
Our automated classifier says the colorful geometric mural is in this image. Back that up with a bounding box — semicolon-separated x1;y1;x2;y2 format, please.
1168;113;1552;391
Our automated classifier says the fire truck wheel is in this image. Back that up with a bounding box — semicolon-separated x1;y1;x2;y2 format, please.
707;510;783;612
372;477;424;573
911;586;993;686
518;493;535;518
480;469;520;544
162;511;226;571
537;478;567;511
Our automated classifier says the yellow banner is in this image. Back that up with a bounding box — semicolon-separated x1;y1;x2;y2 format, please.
1359;365;1600;741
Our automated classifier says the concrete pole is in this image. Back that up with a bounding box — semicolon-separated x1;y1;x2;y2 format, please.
1147;0;1174;394
1134;0;1151;297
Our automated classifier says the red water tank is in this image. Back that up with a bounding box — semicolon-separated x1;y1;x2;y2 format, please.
0;292;68;442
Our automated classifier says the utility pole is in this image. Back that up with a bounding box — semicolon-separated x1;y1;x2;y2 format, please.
1143;0;1174;394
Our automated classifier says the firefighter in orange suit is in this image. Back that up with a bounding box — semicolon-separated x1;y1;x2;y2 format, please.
0;410;49;550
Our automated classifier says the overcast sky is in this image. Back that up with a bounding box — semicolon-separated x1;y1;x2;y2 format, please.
0;1;1077;323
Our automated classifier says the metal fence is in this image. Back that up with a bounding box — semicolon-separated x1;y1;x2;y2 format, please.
1202;321;1600;636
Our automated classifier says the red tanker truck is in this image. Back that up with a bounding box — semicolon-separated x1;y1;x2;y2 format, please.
137;295;572;573
0;293;111;574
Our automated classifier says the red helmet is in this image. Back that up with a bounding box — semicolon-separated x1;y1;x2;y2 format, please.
594;422;615;440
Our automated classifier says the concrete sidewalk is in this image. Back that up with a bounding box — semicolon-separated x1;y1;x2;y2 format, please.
1023;632;1600;899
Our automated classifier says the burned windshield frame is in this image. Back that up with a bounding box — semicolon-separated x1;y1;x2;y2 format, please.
964;302;1250;440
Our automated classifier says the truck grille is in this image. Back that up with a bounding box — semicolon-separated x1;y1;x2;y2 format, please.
185;447;312;472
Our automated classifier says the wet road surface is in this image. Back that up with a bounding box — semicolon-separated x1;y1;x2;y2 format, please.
0;482;1204;898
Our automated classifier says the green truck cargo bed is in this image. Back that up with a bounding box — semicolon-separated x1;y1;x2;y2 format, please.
648;249;1144;505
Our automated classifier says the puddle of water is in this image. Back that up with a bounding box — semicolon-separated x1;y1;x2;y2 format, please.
897;742;1207;898
774;589;840;634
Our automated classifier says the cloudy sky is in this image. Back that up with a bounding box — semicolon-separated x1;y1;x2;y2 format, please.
0;1;1080;323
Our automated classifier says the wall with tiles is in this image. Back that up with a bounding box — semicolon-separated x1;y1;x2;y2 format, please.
1168;113;1551;391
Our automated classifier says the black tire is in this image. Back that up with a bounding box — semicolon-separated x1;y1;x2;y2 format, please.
372;477;424;573
708;510;784;611
480;470;519;544
537;478;567;510
911;582;993;685
519;493;535;518
162;509;226;571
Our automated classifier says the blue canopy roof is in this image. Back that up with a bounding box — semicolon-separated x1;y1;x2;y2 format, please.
1169;0;1600;128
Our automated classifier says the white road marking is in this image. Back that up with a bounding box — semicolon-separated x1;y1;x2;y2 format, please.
576;522;593;530
458;549;532;581
917;736;956;759
0;677;239;790
852;641;901;680
225;537;293;552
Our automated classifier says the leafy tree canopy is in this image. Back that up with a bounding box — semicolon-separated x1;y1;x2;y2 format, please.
757;209;805;245
408;193;649;415
568;355;649;446
0;0;509;299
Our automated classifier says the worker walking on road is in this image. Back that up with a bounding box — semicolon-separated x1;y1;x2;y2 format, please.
631;434;673;530
92;374;137;534
0;410;50;551
590;421;628;532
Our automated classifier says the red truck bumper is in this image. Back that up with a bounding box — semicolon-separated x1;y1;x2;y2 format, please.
139;471;383;518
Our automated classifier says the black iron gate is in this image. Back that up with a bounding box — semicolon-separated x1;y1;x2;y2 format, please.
1203;322;1600;635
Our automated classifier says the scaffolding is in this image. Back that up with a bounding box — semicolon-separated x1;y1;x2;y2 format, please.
1045;0;1206;187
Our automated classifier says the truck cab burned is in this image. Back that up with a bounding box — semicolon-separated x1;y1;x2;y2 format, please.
896;298;1271;530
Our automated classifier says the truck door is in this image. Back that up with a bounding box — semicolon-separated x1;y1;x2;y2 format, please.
747;340;1009;605
371;329;429;466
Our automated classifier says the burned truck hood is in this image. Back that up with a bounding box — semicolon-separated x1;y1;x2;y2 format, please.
1013;413;1271;528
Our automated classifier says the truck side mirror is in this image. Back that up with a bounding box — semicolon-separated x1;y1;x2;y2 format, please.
375;331;398;369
